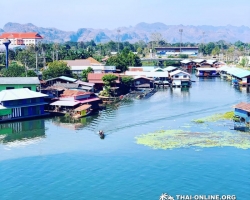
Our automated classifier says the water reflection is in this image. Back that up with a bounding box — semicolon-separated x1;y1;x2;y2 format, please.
170;87;190;97
0;119;45;144
52;115;97;130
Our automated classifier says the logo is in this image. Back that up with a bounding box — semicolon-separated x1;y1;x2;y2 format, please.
159;193;175;200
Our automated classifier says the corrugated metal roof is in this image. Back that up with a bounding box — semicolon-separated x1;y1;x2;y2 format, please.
196;68;218;71
235;102;250;112
125;71;169;78
164;66;177;71
75;80;94;87
227;68;250;78
74;104;91;111
151;67;164;72
50;100;80;106
169;70;191;76
206;59;217;65
192;59;205;63
0;77;40;85
0;88;48;101
59;76;77;82
180;59;192;64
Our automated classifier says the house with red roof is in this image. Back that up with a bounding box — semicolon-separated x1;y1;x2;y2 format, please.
0;32;43;46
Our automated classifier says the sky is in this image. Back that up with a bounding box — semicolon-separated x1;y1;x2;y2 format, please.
0;0;249;31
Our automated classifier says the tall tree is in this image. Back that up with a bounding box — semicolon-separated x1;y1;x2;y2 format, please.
42;61;73;80
81;67;94;81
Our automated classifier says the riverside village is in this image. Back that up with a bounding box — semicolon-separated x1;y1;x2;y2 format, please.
1;1;250;199
0;33;250;132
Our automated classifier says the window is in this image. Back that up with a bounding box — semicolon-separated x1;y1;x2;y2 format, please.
175;75;179;78
6;87;14;90
183;75;187;78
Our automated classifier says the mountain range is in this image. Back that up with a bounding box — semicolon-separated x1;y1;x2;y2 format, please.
1;22;250;44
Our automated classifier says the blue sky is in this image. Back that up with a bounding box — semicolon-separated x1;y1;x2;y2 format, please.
0;0;249;31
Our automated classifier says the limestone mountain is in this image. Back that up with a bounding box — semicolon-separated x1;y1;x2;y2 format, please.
1;22;250;43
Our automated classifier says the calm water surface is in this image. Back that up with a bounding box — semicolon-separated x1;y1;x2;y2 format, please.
0;75;250;200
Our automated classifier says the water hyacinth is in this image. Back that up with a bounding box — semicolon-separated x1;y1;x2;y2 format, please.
193;111;234;123
136;129;250;150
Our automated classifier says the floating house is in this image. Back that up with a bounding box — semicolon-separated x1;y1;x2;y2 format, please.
234;102;250;123
44;76;77;86
226;68;250;87
73;104;92;119
217;66;231;79
196;68;220;77
41;76;95;98
192;59;206;68
0;88;49;122
180;60;196;70
132;76;154;88
0;77;40;92
49;90;100;114
169;70;191;87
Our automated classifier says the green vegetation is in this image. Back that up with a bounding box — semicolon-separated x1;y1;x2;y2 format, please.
193;111;234;123
81;67;93;81
0;62;37;77
42;61;73;80
136;129;250;150
100;74;118;97
106;48;142;72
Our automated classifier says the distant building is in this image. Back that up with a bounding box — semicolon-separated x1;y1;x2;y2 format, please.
0;88;48;122
0;32;43;46
0;77;40;92
155;47;199;56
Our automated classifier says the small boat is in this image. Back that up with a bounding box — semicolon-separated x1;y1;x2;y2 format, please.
99;130;105;139
73;104;92;119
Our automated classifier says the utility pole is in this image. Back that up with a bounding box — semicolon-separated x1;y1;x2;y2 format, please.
117;29;121;53
179;29;183;55
35;51;38;72
24;57;27;77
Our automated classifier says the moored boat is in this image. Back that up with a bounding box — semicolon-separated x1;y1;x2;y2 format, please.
73;104;92;119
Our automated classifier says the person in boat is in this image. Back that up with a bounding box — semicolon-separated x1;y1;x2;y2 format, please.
99;130;104;136
99;130;105;139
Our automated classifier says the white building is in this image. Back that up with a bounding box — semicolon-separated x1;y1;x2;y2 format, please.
0;32;43;45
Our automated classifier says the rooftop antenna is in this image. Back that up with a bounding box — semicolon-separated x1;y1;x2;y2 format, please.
3;38;11;69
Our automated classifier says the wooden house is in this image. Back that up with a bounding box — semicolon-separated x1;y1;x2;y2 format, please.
87;73;120;90
196;68;220;77
132;76;154;88
234;102;250;123
192;59;206;68
49;90;100;113
180;59;196;70
169;70;191;87
0;88;49;122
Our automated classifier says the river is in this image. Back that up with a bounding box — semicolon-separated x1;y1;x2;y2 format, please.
0;75;250;200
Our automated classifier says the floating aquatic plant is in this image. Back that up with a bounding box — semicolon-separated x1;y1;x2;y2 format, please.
136;129;250;150
193;111;234;123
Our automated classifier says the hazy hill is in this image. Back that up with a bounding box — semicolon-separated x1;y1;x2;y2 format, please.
1;22;250;43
